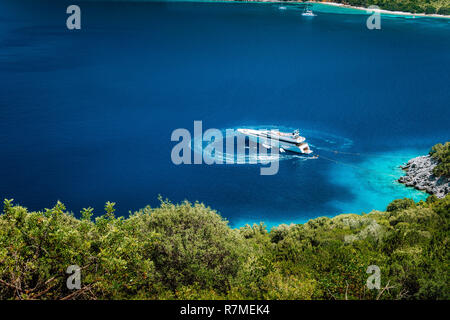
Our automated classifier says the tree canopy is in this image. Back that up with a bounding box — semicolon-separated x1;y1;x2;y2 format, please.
1;195;448;300
430;142;450;178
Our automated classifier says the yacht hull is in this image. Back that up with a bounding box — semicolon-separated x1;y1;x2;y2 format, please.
237;128;313;155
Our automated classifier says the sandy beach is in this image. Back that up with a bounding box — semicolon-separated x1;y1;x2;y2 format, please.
218;0;450;19
309;1;450;19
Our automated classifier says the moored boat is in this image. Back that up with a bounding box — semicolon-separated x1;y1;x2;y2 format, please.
302;5;316;17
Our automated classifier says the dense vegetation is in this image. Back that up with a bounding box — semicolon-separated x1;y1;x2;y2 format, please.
330;0;450;15
264;0;450;15
430;142;450;178
0;195;448;300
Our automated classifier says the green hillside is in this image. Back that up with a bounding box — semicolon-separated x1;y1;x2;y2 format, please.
1;195;448;300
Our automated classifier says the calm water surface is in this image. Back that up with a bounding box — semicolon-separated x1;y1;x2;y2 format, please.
0;1;449;227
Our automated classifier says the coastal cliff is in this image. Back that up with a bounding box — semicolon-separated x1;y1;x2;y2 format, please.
399;143;450;198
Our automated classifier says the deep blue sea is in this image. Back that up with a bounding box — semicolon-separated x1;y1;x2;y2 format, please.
0;0;449;228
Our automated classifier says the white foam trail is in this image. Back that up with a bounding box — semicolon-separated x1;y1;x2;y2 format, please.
189;126;353;165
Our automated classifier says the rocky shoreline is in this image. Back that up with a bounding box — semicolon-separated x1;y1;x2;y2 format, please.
398;155;449;199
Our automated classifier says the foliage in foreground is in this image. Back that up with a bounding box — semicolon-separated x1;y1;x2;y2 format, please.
0;195;448;300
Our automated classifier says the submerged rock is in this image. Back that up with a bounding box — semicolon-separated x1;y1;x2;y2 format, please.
398;155;449;198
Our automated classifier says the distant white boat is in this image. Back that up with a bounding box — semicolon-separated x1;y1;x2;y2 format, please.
302;5;316;17
279;6;287;10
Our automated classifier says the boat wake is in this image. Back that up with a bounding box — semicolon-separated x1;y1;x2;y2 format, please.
189;125;353;165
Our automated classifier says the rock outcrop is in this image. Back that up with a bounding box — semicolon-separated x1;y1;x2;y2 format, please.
398;155;449;199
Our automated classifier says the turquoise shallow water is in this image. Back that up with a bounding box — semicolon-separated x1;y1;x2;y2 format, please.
0;0;448;228
233;148;430;229
326;150;429;213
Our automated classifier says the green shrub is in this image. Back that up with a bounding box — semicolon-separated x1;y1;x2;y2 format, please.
387;198;416;212
425;5;437;14
430;142;450;178
134;199;246;292
437;6;450;15
0;194;448;300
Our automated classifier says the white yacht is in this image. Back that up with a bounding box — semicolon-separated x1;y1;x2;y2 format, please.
237;128;313;155
302;5;316;17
